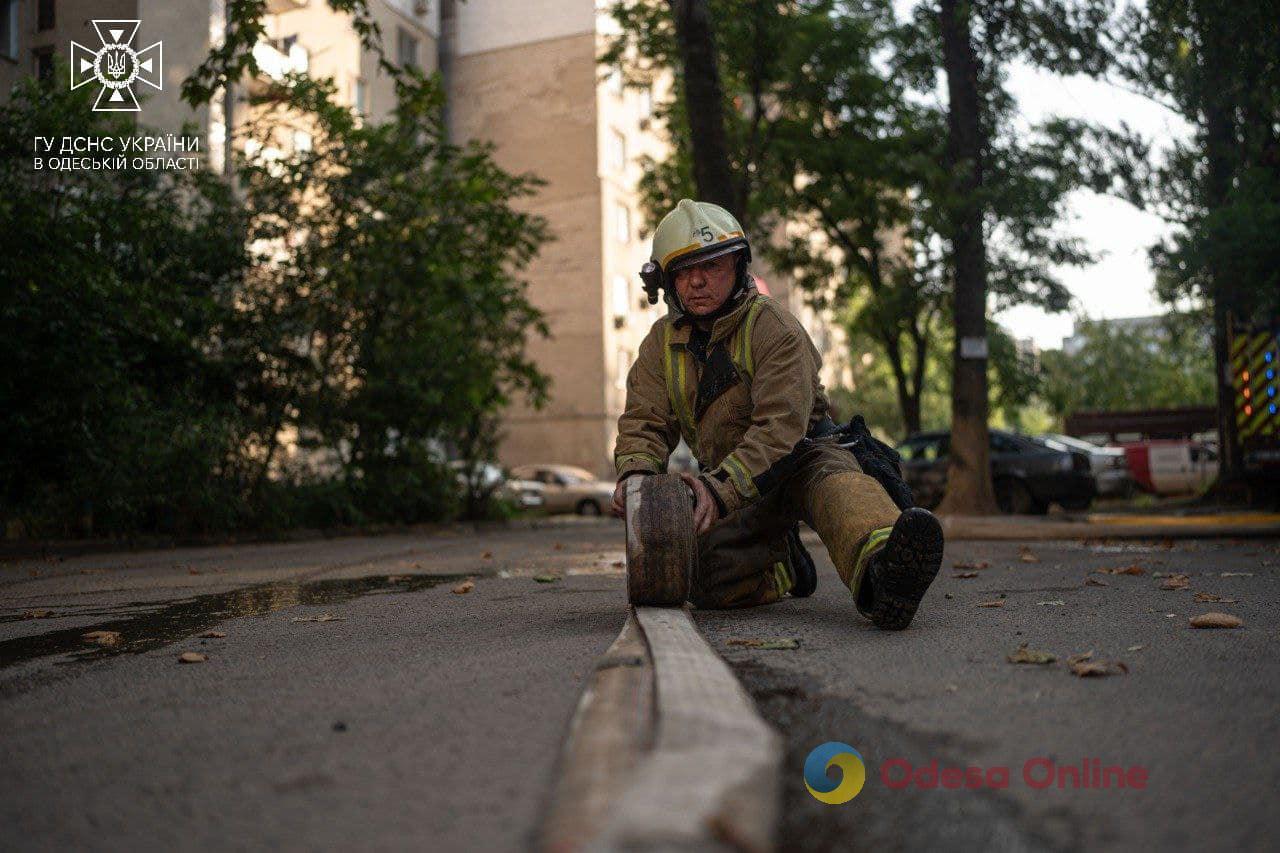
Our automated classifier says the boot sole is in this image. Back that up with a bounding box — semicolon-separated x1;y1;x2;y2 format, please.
867;508;944;630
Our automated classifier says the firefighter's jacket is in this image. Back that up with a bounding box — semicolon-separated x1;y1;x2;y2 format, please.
613;287;832;517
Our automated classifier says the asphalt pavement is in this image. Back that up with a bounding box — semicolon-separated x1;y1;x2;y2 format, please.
2;521;1277;852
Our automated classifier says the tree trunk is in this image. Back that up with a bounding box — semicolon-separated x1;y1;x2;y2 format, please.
668;0;741;220
936;0;997;515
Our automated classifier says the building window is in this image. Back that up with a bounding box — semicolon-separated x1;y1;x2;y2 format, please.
353;78;368;115
611;275;630;318
1;1;17;60
608;129;626;171
37;0;54;31
397;27;419;69
616;348;631;390
33;46;54;82
614;203;630;243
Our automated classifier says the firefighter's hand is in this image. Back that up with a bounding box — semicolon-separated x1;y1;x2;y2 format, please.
679;472;718;535
610;478;628;518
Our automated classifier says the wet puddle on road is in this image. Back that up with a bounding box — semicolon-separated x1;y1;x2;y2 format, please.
0;573;464;670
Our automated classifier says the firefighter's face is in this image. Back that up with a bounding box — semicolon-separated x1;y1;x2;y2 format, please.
672;253;737;315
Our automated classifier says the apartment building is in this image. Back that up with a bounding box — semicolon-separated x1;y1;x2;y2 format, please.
3;0;851;479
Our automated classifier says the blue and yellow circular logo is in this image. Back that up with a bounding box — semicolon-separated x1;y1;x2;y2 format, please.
804;742;866;804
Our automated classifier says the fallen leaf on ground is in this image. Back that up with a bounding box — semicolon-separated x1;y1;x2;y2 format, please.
553;543;564;551
386;574;411;583
1190;612;1242;629
482;551;493;559
533;574;558;583
1127;644;1145;652
1019;548;1040;563
1084;577;1109;587
187;567;202;575
1095;564;1145;575
1068;652;1128;677
1159;573;1191;591
1007;644;1056;665
953;571;979;579
82;630;123;648
22;608;54;619
978;599;1006;608
953;560;991;570
728;638;800;650
291;614;344;623
1038;600;1066;606
611;560;625;568
178;652;207;663
452;580;475;594
1193;592;1237;603
199;630;226;639
1220;572;1252;577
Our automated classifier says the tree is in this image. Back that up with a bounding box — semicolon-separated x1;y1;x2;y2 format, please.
1115;0;1280;493
1040;317;1217;419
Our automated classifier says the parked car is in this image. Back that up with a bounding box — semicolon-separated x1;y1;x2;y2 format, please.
1042;433;1135;501
509;464;616;515
1117;440;1219;496
896;429;1096;514
449;461;545;509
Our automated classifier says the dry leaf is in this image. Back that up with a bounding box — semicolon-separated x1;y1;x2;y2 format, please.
1007;644;1056;665
178;652;207;664
22;608;54;619
1084;577;1109;587
1069;657;1128;677
1190;612;1242;629
1019;548;1040;563
291;613;344;623
953;560;991;570
187;567;202;575
482;551;493;559
611;560;625;568
978;599;1005;608
553;543;564;551
82;630;123;648
1159;573;1191;591
452;580;475;595
1096;564;1145;576
1193;592;1237;603
1220;572;1252;577
533;574;558;583
1038;600;1066;606
953;571;979;579
199;630;226;639
727;638;800;650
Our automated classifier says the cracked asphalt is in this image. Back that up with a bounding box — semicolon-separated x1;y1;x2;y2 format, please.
2;522;1277;851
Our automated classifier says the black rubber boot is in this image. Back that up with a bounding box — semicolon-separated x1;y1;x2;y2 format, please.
785;524;817;598
864;508;944;630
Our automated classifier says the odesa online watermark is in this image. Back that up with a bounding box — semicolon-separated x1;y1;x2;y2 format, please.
805;742;1148;804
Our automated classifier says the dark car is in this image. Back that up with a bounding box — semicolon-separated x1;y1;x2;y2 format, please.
896;430;1096;514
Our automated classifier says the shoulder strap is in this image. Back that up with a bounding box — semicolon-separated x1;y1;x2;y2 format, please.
662;321;697;446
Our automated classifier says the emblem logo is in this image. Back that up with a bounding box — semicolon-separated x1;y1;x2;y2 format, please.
71;20;162;112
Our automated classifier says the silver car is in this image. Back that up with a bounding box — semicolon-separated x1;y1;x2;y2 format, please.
1043;434;1135;500
509;464;615;515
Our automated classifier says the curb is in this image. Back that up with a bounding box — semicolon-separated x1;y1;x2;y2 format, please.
543;607;781;852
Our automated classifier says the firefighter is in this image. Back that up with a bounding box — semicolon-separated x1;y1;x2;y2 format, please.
610;199;943;628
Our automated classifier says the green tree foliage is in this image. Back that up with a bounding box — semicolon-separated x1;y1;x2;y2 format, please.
1039;317;1215;417
0;66;549;536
